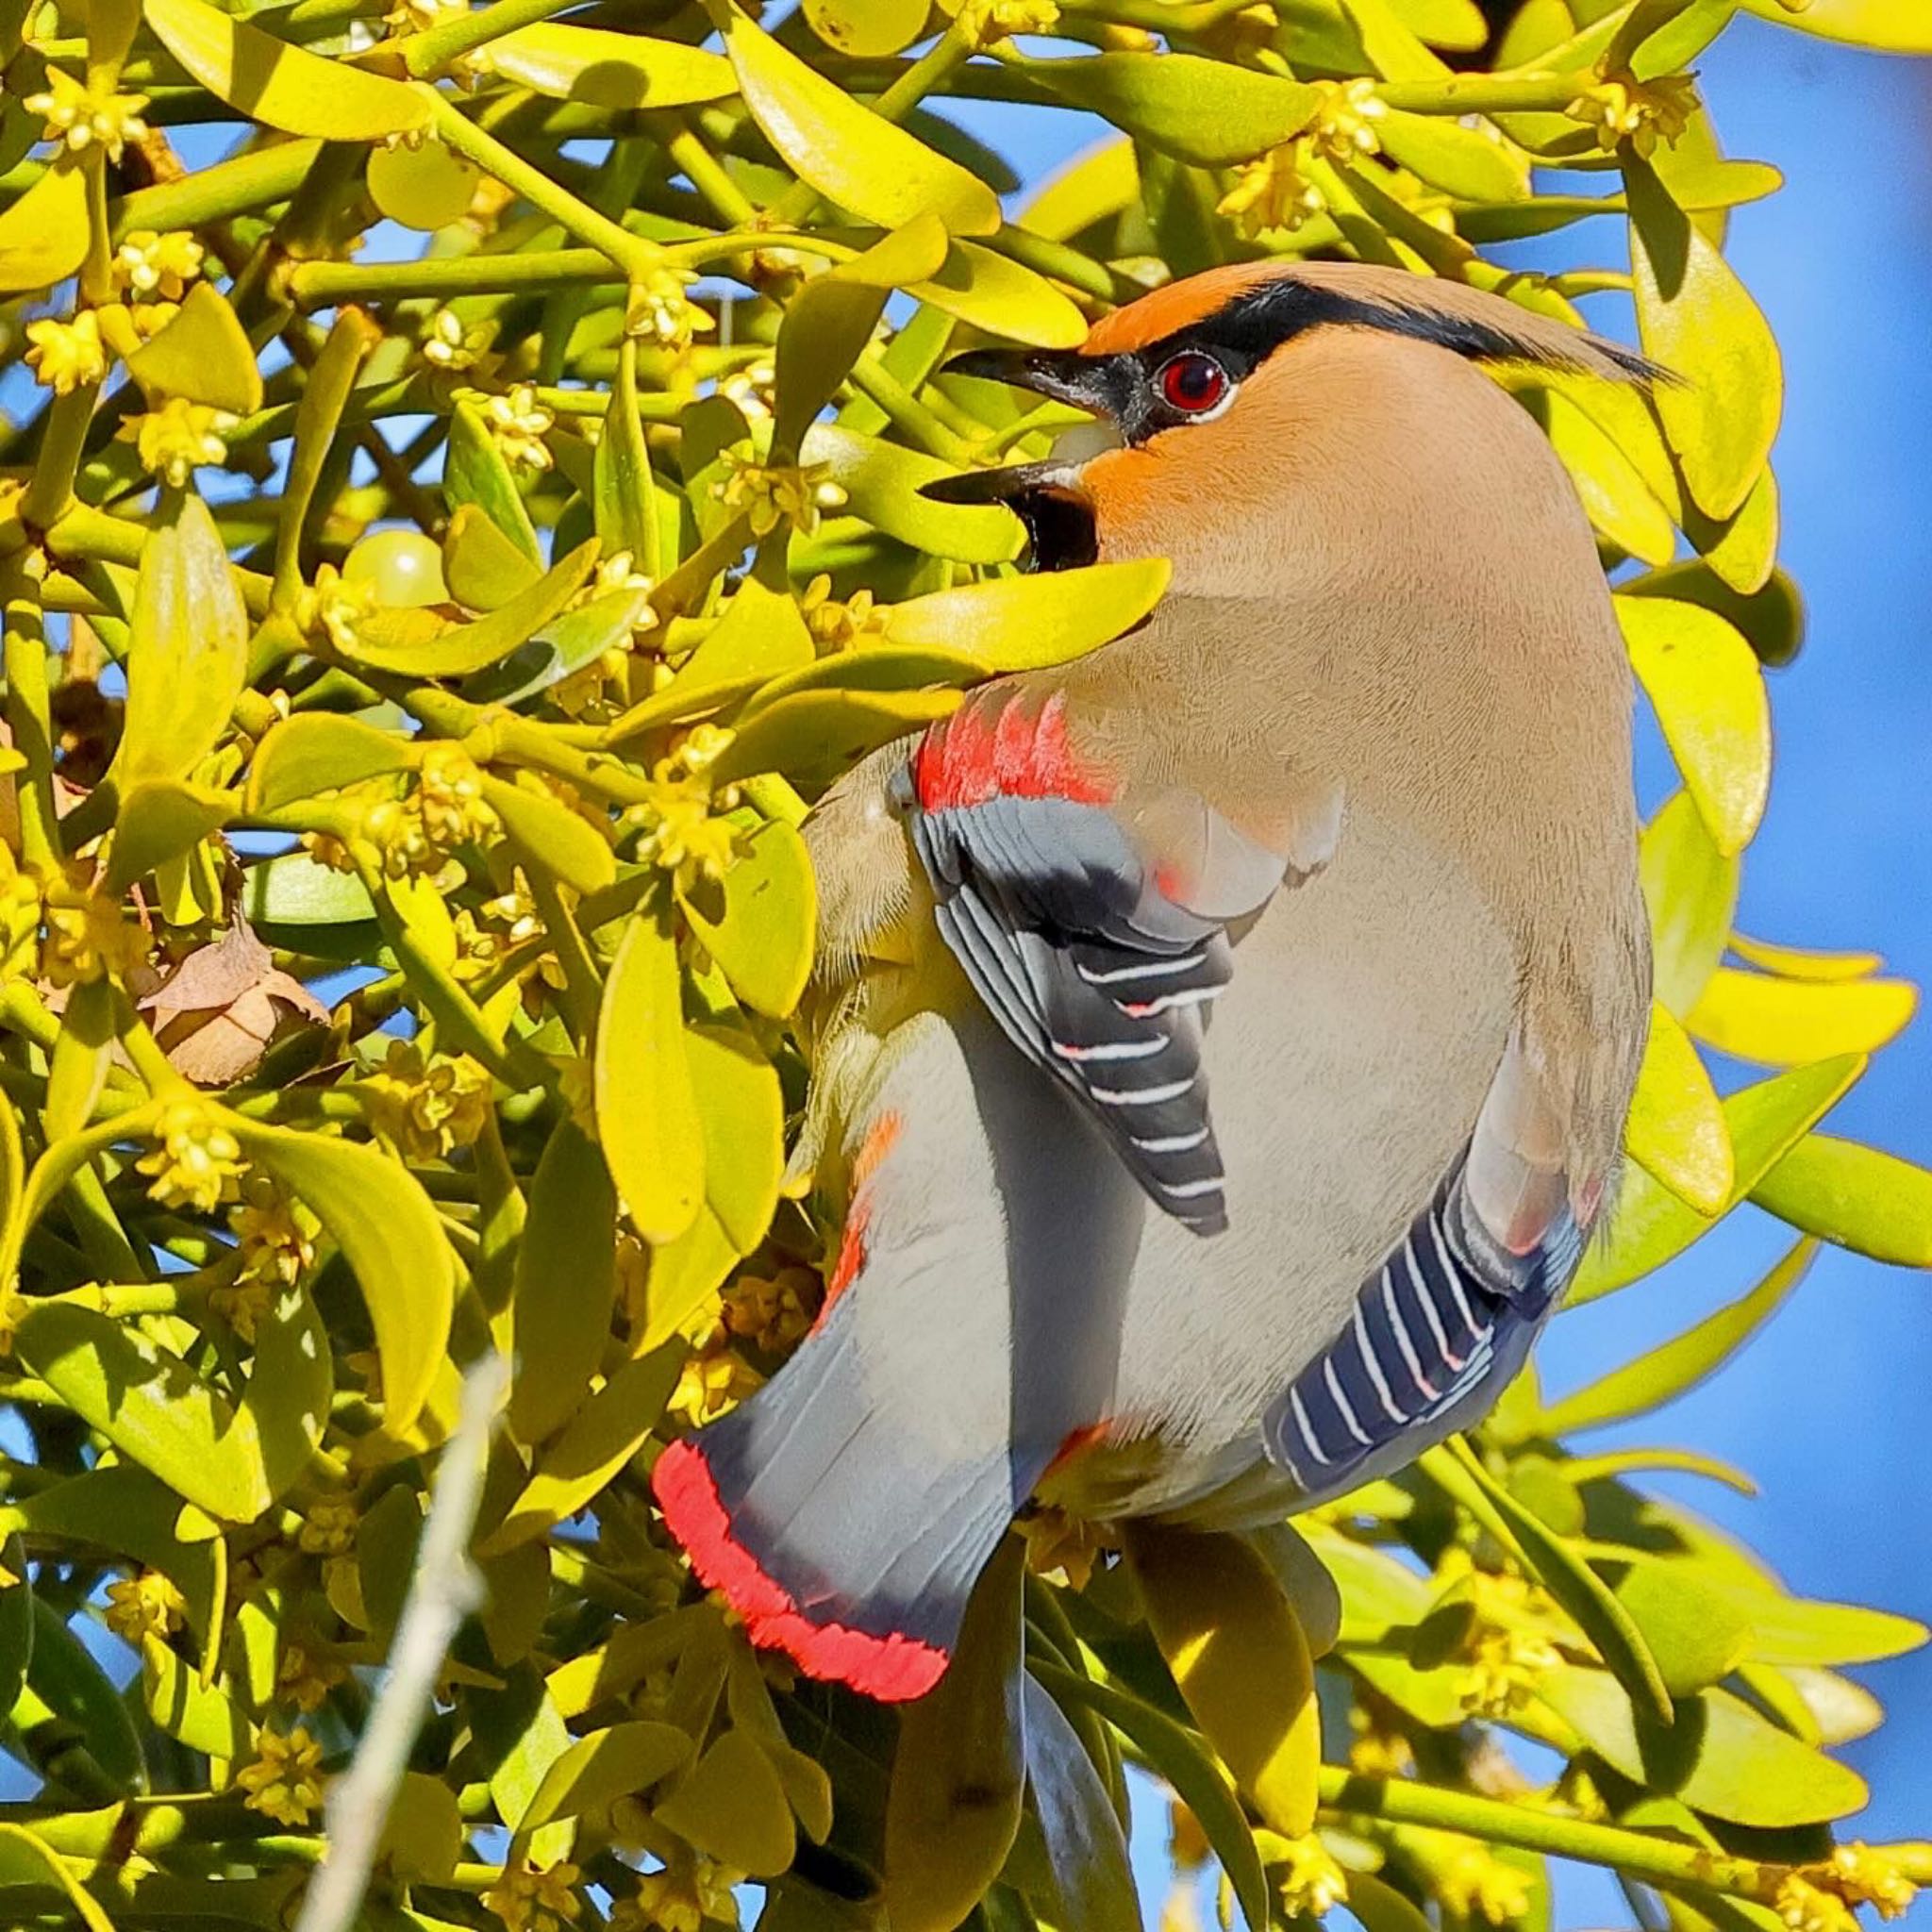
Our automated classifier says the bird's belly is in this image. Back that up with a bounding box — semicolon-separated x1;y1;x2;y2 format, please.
1091;811;1517;1510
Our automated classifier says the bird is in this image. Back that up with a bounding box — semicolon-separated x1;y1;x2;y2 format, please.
652;258;1656;1701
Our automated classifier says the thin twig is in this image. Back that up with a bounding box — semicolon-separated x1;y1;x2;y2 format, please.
292;1353;509;1932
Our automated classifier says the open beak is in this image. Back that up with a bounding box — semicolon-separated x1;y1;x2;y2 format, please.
919;347;1117;512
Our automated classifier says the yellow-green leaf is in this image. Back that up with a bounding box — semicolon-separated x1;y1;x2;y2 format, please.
655;1726;796;1877
629;1209;740;1357
513;1716;693;1844
142;1632;254;1757
231;1115;456;1436
481;24;737;108
145;0;431;137
0;1823;117;1932
1021;137;1139;242
486;1342;684;1552
1730;932;1884;982
679;821;816;1023
1127;1522;1320;1836
1541;1237;1815;1437
1752;1134;1932;1266
1541;389;1676;566
1626;155;1781;521
804;424;1024;563
1641;790;1739;1018
884;1537;1026;1932
1008;53;1319;167
1379;108;1530;201
595;903;704;1245
684;1024;785;1254
886;558;1172;670
0;159;90;294
908;241;1090;350
508;1118;618;1447
118;492;250;786
337;538;599;676
1624;1000;1732;1213
1686;966;1917;1065
125;280;263;416
42;979;116;1142
106;778;235;894
1741;0;1932;48
722;6;1000;236
1617;595;1770;856
481;774;616;896
708;685;959;791
245;711;413;812
1572;1054;1864;1303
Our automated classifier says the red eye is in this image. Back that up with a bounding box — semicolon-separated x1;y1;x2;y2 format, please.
1157;352;1229;414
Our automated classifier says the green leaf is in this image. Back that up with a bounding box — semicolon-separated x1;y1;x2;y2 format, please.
1716;1581;1928;1670
803;425;1024;564
481;24;737;107
231;1115;456;1437
1539;1667;1868;1827
1605;1558;1757;1697
485;1341;684;1552
1009;1674;1139;1932
107;779;236;895
684;1024;786;1254
1752;1133;1932;1266
1626;155;1782;521
885;1538;1027;1932
774;217;952;460
886;558;1173;670
0;1553;31;1731
1740;0;1932;48
735;644;989;719
656;1726;797;1877
1246;1521;1342;1660
594;341;658;576
1426;1441;1674;1726
245;711;414;812
628;1209;739;1357
1624;1000;1733;1213
1538;388;1676;567
142;1632;255;1757
446;400;542;564
679;579;819;690
1379;108;1530;202
1008;53;1319;166
1029;1661;1270;1932
595;902;704;1244
0;1823;117;1932
0;159;90;294
906;242;1089;350
1641;791;1739;1018
481;774;616;896
1541;1237;1815;1437
444;501;543;610
679;821;816;1023
242;852;378;926
336;538;599;676
125;280;263;416
145;0;431;137
508;1119;618;1446
1686;966;1917;1065
24;1596;145;1791
708;685;959;791
465;589;653;709
1126;1523;1319;1836
1624;556;1804;669
357;1483;424;1644
1572;1055;1863;1302
513;1717;693;1840
117;492;250;787
1617;595;1770;857
42;978;117;1141
722;6;1001;235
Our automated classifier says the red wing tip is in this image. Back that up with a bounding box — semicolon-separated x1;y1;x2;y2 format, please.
652;1439;949;1703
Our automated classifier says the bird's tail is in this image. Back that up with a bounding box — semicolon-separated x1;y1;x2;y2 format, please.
653;1008;1141;1700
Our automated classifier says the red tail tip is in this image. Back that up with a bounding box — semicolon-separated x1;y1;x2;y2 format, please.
652;1439;949;1702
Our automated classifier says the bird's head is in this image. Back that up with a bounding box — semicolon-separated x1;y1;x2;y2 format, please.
923;259;1659;583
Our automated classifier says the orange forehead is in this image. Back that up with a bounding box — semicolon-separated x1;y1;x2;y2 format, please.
1080;262;1285;358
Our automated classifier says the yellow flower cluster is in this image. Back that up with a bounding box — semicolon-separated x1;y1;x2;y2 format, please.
276;1641;348;1715
1434;1839;1532;1925
1;852;41;985
25;68;149;160
361;1038;494;1162
39;864;146;988
623;725;744;892
713;453;847;540
670;1324;761;1427
952;0;1059;50
298;1494;358;1556
717;358;776;427
138;1099;246;1214
1777;1874;1860;1932
1777;1846;1921;1932
626;264;716;351
483;1857;581;1932
115;229;204;301
422;307;495;372
25;312;108;395
722;1268;816;1354
1266;1832;1349;1920
1218;143;1326;239
238;1726;326;1826
120;398;238;489
1565;72;1698;157
481;382;555;472
230;1175;317;1294
616;1857;741;1932
104;1570;188;1644
1305;77;1388;165
800;575;888;654
1016;1505;1109;1591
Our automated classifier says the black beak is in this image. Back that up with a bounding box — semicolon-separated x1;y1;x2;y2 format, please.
941;346;1114;412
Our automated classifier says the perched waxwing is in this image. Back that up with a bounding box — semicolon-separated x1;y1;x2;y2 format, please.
654;259;1656;1700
